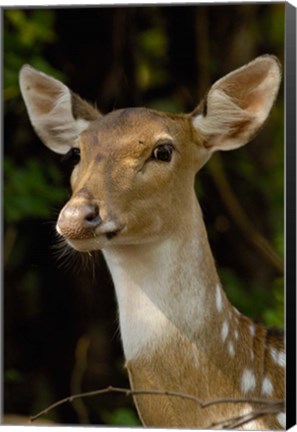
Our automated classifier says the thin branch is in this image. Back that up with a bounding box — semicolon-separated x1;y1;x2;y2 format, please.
30;385;284;424
209;401;283;429
230;402;282;429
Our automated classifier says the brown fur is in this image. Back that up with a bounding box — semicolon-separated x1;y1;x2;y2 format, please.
127;315;284;429
19;56;284;430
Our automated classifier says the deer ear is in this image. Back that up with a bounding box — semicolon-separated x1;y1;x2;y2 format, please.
192;55;281;152
19;65;100;154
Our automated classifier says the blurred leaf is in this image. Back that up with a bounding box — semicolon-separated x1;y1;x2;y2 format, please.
136;26;169;89
101;407;140;426
266;4;285;46
263;277;284;328
139;27;167;57
5;10;55;46
147;97;183;112
221;267;284;328
5;369;24;383
4;157;67;223
4;10;63;100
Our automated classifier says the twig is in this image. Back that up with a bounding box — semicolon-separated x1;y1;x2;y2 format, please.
208;401;283;429
230;402;283;429
30;384;284;423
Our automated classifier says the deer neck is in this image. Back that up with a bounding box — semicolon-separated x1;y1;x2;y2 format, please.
102;194;285;430
103;196;233;361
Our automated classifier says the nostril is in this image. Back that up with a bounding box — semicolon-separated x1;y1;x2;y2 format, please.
85;213;97;222
83;204;101;225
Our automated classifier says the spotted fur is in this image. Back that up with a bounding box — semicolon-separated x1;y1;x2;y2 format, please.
19;55;284;429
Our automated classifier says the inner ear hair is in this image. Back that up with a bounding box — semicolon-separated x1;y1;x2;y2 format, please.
71;92;100;121
194;88;254;138
191;55;282;151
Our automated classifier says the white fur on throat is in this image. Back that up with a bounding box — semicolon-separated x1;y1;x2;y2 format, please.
103;216;215;361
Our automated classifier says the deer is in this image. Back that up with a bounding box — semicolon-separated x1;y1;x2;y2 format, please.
19;55;285;430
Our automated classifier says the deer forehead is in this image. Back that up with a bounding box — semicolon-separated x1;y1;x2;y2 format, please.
79;107;192;158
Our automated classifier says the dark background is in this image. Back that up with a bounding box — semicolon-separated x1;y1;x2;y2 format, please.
3;3;284;426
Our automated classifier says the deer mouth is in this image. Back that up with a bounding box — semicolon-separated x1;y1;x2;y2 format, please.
106;228;123;240
60;223;125;252
97;220;125;240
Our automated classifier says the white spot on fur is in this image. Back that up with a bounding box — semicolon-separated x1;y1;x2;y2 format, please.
234;329;239;340
249;324;255;337
276;412;286;428
228;341;235;357
221;321;229;342
250;351;254;361
271;348;286;368
261;376;273;396
270;348;277;362
241;369;256;393
215;284;223;312
233;306;240;315
278;350;286;367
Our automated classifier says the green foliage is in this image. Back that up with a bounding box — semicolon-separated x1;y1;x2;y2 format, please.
4;157;67;223
136;25;169;90
221;268;284;329
4;369;24;383
101;407;140;426
264;4;285;48
4;9;63;101
5;9;55;46
262;277;284;328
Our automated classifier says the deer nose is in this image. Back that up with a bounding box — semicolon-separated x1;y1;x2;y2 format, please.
57;203;102;239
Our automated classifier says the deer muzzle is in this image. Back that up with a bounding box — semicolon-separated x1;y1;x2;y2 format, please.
57;202;101;240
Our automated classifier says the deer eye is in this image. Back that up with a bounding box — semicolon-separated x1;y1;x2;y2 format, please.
61;147;81;166
152;144;174;162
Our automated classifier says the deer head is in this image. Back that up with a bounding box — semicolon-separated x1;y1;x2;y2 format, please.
19;56;281;253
